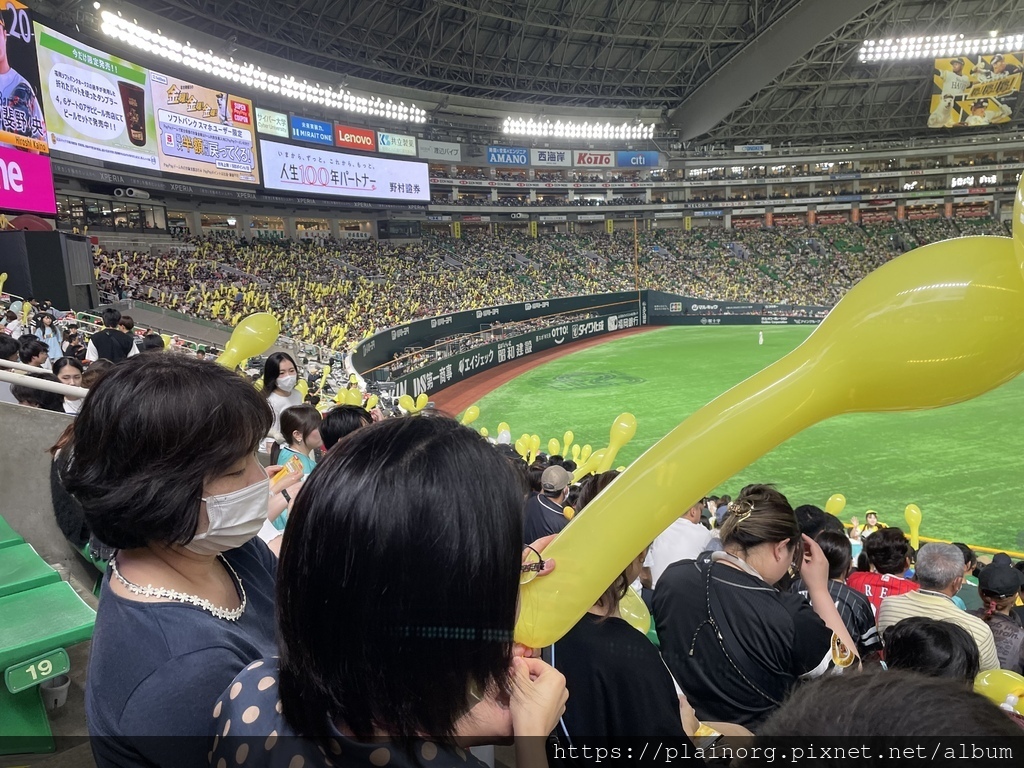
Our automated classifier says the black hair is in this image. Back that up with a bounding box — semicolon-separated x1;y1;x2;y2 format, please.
100;307;121;328
754;669;1018;741
140;333;165;352
261;351;297;396
18;338;48;364
280;404;322;447
884;617;980;684
953;542;977;569
526;460;548;494
720;484;800;553
319;404;371;450
575;470;619;512
61;355;272;549
863;527;911;575
51;356;84;378
815;529;853;580
794;504;845;538
118;314;135;331
0;334;18;361
34;312;55;331
277;416;522;748
11;372;65;411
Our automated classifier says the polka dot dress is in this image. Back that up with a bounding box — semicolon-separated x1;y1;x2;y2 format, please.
210;659;487;767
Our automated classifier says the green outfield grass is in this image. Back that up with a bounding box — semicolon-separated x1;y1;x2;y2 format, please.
473;325;1024;553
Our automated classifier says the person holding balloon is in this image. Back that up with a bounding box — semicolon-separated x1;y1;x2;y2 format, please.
654;485;859;731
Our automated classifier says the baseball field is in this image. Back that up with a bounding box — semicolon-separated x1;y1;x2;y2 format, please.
472;325;1024;553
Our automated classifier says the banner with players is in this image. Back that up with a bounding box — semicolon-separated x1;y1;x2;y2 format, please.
928;53;1022;128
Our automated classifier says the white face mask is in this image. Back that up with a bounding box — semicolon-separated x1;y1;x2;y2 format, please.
64;398;83;414
277;375;297;392
187;477;270;556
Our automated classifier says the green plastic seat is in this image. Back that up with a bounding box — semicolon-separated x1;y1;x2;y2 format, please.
0;515;24;550
0;581;96;754
0;544;60;599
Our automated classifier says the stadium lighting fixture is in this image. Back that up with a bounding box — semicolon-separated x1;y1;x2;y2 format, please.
858;33;1024;62
501;117;654;141
98;11;428;123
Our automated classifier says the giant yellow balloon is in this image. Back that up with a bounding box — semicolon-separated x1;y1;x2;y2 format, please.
217;313;281;370
596;413;637;473
516;230;1024;648
904;504;922;549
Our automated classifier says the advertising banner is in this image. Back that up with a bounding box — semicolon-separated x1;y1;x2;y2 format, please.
0;144;56;215
734;144;772;152
487;145;528;165
1;2;47;153
36;23;258;184
418;139;461;162
150;72;258;184
573;150;613;167
530;148;571;167
36;23;159;169
391;310;642;398
289;115;333;145
377;131;416;156
255;108;288;137
615;150;659;167
334;123;376;152
928;53;1021;128
260;138;429;202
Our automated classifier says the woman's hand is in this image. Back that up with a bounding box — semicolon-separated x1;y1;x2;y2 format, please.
800;534;831;593
514;536;558;658
266;463;303;494
509;656;567;737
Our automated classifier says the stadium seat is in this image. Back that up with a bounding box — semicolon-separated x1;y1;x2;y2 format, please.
0;581;96;754
0;515;25;550
0;543;61;598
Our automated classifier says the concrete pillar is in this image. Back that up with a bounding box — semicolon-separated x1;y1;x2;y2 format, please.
284;217;297;240
189;210;203;236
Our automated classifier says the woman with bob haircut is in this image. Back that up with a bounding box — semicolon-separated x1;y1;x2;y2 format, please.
61;354;288;768
654;484;859;731
51;356;85;414
318;403;372;450
884;617;981;684
213;416;568;768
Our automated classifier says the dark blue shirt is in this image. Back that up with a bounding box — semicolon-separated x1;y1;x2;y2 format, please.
86;538;277;768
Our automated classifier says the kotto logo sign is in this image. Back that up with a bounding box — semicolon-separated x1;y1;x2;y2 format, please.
335;124;376;152
574;151;613;166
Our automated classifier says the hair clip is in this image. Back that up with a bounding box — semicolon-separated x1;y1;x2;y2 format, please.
734;510;752;524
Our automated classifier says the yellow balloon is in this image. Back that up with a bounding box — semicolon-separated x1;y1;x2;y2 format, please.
571;444;581;462
365;394;379;411
579;445;593;464
548;438;561;456
530;435;541;452
461;405;480;426
562;506;575;521
479;427;489;438
597;413;637;473
398;394;415;413
904;504;923;549
0;271;7;292
975;669;1024;715
619;587;652;634
572;448;607;483
217;313;281;370
498;422;510;435
825;493;847;516
563;431;574;453
295;379;309;398
616;466;626;472
415;393;428;411
159;333;171;350
253;377;264;391
516;229;1024;648
514;438;529;458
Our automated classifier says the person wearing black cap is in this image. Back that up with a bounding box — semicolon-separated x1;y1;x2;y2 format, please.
970;563;1024;673
522;464;572;544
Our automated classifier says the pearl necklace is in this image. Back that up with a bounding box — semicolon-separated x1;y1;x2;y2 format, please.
109;555;247;622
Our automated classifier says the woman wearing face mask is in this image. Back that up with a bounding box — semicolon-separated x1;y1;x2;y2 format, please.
61;355;280;768
51;356;85;415
261;352;302;451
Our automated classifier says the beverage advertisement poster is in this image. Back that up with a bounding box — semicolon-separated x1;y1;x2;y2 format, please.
35;22;159;168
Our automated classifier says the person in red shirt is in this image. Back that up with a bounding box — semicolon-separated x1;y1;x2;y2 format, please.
847;527;919;616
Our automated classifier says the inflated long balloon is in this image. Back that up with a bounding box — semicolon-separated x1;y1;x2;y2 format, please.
516;218;1024;648
217;313;281;370
596;413;637;473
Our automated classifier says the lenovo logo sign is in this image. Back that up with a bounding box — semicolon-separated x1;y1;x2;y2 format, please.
335;124;377;151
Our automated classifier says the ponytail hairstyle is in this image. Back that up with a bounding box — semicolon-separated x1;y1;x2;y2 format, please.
980;591;1017;622
719;484;801;559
